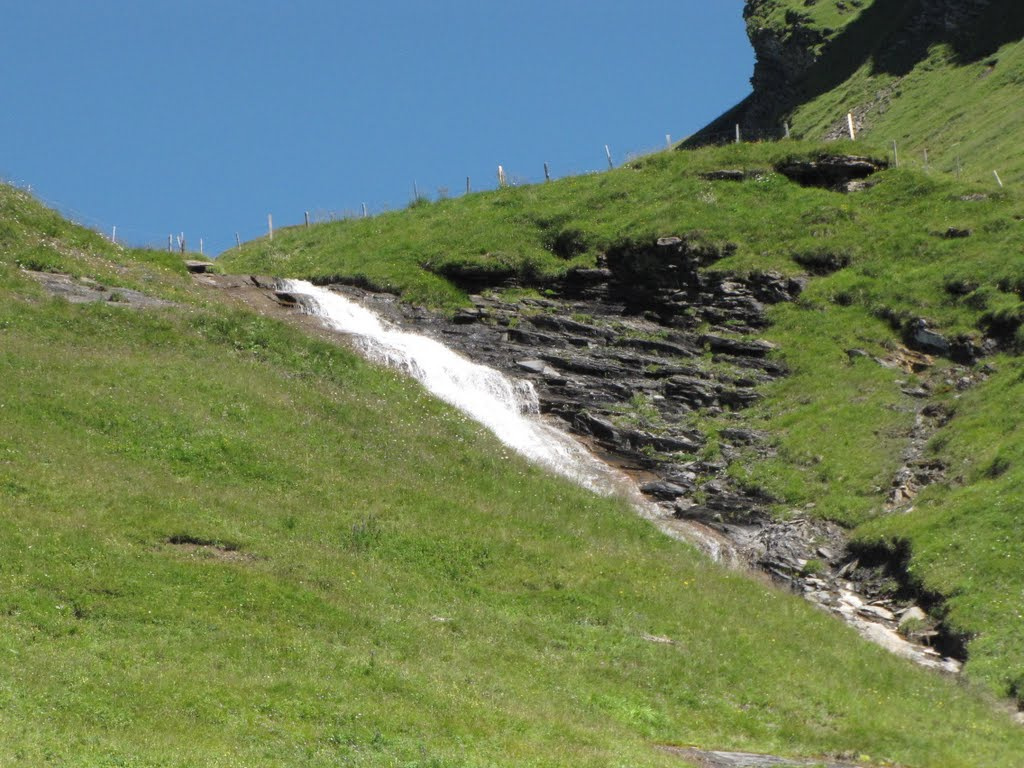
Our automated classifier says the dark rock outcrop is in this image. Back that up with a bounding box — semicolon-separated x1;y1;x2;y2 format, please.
775;155;887;191
685;0;1022;145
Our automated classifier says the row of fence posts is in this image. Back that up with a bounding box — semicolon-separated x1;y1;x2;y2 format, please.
164;118;1009;254
729;113;1006;188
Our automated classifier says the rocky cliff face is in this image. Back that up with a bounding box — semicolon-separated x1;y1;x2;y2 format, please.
689;0;1008;143
291;225;965;673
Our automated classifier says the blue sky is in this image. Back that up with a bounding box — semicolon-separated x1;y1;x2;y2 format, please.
2;1;752;255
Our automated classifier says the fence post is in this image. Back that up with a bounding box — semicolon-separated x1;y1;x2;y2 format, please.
605;144;613;170
304;211;310;228
413;181;419;200
199;238;204;256
994;170;1004;188
268;214;273;241
362;203;368;218
544;162;550;182
847;113;856;141
735;124;741;144
235;232;241;249
111;226;116;244
784;122;791;139
665;133;672;148
168;234;173;253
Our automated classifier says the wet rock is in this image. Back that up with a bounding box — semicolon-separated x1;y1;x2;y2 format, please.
858;604;896;622
702;334;776;358
640;480;691;500
539;353;625;378
274;290;299;306
506;328;562;347
453;308;485;324
612;336;700;357
515;359;559;377
529;313;611;339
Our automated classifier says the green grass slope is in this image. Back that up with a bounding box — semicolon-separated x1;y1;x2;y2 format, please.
4;183;1024;766
218;140;1024;707
740;0;1024;184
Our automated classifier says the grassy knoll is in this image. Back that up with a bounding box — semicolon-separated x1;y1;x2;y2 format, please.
744;0;1024;184
219;141;1024;705
3;185;1024;765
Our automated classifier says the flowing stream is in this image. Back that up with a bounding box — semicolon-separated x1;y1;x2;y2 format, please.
280;280;738;563
273;279;968;672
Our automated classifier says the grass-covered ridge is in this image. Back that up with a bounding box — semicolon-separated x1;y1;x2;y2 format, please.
3;179;1024;765
737;0;1024;184
221;140;1024;343
219;139;1024;706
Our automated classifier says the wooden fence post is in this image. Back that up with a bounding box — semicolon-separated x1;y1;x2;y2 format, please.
784;122;791;139
847;113;856;141
665;134;672;148
111;226;116;244
605;144;613;169
235;232;241;249
168;234;173;253
466;176;471;195
362;203;368;218
735;124;741;144
544;162;550;182
304;211;310;228
268;214;273;241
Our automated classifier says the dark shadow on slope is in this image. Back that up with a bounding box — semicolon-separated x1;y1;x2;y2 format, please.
686;0;1024;145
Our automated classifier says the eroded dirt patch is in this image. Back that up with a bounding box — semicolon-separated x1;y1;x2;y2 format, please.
165;534;250;562
24;269;177;309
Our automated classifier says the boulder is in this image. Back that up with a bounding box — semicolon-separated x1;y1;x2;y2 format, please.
775;155;887;191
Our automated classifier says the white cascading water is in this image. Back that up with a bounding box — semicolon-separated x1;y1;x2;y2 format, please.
281;280;735;563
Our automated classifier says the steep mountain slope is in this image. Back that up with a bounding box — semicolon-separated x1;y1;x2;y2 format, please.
7;180;1024;765
220;137;1024;711
5;165;1024;765
690;0;1024;184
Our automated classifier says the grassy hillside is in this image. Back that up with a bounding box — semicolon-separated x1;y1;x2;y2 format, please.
4;178;1024;766
218;139;1024;707
739;0;1024;184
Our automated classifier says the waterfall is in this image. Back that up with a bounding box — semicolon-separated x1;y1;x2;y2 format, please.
280;280;737;563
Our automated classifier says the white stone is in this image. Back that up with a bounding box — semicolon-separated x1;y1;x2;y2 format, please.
839;592;864;608
859;604;896;622
899;606;928;628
